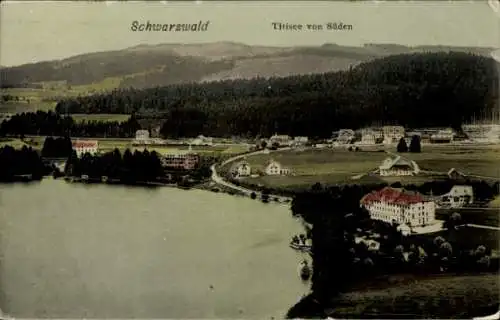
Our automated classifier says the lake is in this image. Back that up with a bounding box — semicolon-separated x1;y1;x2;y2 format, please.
0;179;308;318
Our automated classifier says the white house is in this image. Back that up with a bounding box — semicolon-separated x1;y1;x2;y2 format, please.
292;136;309;147
191;135;213;146
382;125;405;144
232;161;251;178
135;129;150;140
378;156;420;176
265;160;291;176
359;128;383;145
72;140;99;157
269;134;292;146
134;129;151;145
335;129;355;145
437;185;474;208
360;187;436;228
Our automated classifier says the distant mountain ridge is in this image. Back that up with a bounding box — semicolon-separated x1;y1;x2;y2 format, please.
0;42;496;90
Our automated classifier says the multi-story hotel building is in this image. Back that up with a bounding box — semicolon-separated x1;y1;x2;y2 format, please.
360;187;435;227
161;152;200;170
72;140;99;157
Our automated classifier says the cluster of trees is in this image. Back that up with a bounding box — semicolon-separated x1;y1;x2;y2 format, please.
53;52;498;138
64;148;215;185
0;111;141;138
0;145;48;181
65;148;163;183
397;135;421;153
41;136;73;158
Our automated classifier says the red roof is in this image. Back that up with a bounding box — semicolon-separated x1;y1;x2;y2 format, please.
361;187;427;205
72;140;98;148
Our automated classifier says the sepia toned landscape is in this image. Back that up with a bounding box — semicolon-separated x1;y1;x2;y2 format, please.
1;1;499;319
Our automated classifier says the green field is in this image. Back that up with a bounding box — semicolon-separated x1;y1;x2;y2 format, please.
0;138;32;149
235;145;500;190
331;273;499;318
70;114;131;123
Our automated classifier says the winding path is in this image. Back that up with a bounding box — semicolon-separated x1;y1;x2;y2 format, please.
210;148;293;202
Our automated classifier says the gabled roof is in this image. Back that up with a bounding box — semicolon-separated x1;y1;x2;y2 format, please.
447;168;466;176
379;156;417;170
361;187;429;205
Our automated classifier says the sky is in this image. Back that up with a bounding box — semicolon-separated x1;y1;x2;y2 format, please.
0;0;499;67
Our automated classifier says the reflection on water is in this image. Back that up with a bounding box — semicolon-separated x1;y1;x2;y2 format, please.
0;180;308;318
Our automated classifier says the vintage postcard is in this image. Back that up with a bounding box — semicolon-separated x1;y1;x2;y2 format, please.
0;0;499;319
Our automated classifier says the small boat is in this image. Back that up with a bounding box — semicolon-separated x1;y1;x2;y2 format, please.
290;235;312;252
289;242;312;253
298;260;312;281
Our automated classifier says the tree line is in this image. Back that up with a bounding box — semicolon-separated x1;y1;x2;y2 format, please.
64;148;214;185
53;51;499;138
0;111;141;138
0;145;49;181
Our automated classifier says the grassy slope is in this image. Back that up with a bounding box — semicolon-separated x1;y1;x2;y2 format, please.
331;273;499;318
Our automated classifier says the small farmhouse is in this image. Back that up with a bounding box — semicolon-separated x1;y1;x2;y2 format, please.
72;140;99;157
360;187;436;228
231;161;251;178
265;160;291;176
378;156;420;176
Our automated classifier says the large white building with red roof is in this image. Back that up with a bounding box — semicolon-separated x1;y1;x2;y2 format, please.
360;187;435;227
72;140;99;157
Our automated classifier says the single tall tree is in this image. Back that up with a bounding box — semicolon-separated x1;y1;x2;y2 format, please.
397;137;408;152
409;135;422;153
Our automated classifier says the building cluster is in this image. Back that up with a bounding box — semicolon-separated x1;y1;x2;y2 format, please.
231;158;291;178
267;134;308;148
330;123;500;146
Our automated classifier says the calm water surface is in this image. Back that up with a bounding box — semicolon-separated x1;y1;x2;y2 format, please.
0;179;308;318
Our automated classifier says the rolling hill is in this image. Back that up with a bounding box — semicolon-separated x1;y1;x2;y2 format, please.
0;42;497;91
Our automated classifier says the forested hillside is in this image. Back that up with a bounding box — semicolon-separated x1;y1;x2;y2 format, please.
1;42;495;90
0;51;235;88
53;52;499;138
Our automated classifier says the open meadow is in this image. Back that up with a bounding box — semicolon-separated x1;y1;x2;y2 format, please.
235;144;500;191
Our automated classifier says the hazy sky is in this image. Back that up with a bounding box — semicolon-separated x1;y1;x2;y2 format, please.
1;0;499;66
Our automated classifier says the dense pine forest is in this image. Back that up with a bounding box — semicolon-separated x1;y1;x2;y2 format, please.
51;52;499;138
0;111;141;138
